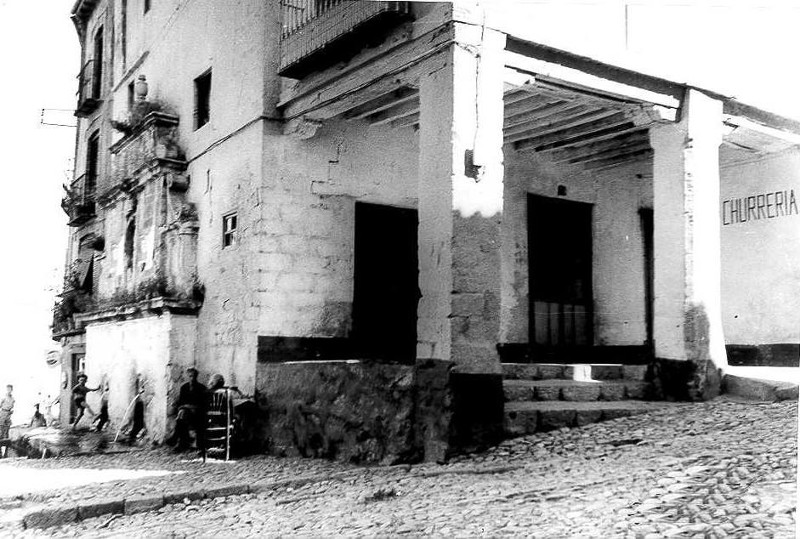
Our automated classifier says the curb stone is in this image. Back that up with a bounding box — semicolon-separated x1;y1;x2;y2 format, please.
16;471;354;530
14;461;525;530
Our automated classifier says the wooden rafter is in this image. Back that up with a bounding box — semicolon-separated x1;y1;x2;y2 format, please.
548;130;649;163
516;118;637;153
367;99;420;127
505;108;620;142
344;87;418;119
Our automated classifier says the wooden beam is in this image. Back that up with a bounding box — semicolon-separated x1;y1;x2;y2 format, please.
516;119;638;152
344;87;418;119
505;50;682;110
504;94;556;119
368;99;420;126
565;140;652;165
509;112;630;146
280;24;454;121
582;148;653;170
506;37;684;108
504;101;586;129
505;107;617;140
549;130;649;162
390;112;419;129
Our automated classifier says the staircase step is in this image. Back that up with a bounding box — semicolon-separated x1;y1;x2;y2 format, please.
503;379;650;402
504;400;673;436
502;363;648;382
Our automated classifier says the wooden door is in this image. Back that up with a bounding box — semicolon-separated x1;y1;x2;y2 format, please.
352;203;418;362
528;195;593;354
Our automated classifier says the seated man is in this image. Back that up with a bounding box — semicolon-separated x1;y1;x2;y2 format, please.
167;367;208;452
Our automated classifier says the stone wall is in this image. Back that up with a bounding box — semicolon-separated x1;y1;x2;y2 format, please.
256;358;502;464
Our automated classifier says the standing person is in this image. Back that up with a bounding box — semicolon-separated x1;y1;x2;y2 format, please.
94;381;110;432
166;367;208;452
0;385;14;439
71;374;99;430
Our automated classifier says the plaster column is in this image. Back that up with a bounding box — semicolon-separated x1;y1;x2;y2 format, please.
416;25;506;374
650;89;726;400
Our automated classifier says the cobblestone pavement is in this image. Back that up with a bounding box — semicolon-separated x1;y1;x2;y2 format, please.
4;397;797;538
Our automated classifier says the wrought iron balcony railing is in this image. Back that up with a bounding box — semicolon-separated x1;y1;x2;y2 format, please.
280;0;410;79
62;173;96;227
75;59;101;117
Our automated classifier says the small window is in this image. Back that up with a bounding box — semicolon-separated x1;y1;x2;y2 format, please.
144;0;150;14
127;81;135;111
125;218;136;269
194;70;212;130
86;131;100;199
222;212;238;248
92;27;104;99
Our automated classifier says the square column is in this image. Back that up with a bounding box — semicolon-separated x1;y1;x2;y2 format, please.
416;25;506;374
650;89;726;399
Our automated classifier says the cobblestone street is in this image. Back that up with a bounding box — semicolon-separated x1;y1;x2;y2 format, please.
2;398;796;538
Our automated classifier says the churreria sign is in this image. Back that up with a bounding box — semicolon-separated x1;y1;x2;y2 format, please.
721;189;798;226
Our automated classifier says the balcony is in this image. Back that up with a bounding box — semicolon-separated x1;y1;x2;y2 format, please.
110;111;187;191
62;173;96;227
75;59;101;117
280;0;411;79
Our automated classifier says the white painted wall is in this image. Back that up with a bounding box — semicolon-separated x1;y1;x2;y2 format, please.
83;313;196;440
720;149;800;345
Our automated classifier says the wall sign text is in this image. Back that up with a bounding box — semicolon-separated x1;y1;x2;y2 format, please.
722;189;798;226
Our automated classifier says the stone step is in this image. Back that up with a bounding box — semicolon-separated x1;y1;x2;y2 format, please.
502;363;648;382
504;400;673;436
503;379;650;402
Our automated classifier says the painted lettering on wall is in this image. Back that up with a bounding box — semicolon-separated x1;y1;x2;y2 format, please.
722;189;798;225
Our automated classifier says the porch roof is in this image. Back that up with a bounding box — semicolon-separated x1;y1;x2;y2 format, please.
279;23;800;167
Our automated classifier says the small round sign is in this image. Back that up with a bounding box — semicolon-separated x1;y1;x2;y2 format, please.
46;350;61;367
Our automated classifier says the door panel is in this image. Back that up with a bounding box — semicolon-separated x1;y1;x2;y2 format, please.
352;203;418;362
528;195;593;351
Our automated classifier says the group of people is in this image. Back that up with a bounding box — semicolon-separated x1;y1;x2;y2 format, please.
2;368;234;454
68;367;232;452
0;385;53;440
166;367;230;453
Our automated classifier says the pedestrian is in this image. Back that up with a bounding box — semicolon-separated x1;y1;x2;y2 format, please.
71;374;99;430
94;381;110;432
166;367;208;452
29;403;47;428
0;385;14;439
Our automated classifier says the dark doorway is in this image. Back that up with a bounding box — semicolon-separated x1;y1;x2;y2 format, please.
528;195;593;358
352;202;418;362
69;353;85;423
639;208;654;352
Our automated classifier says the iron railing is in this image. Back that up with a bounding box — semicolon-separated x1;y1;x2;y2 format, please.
280;1;410;77
63;173;96;226
76;60;100;116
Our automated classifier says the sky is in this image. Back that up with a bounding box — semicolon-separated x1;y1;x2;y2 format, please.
0;1;77;421
0;0;798;424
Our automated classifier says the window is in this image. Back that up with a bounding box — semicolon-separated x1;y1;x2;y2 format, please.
125;218;136;269
222;212;238;248
127;81;135;112
92;27;104;99
86;132;100;199
144;0;150;14
194;70;212;130
121;0;128;67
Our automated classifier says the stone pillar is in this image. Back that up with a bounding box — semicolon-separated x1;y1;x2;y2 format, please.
416;24;507;458
417;24;506;373
650;89;726;400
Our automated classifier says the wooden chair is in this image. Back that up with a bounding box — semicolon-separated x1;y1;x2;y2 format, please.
204;388;233;461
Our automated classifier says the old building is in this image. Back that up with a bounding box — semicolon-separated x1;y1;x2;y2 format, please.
54;0;799;462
